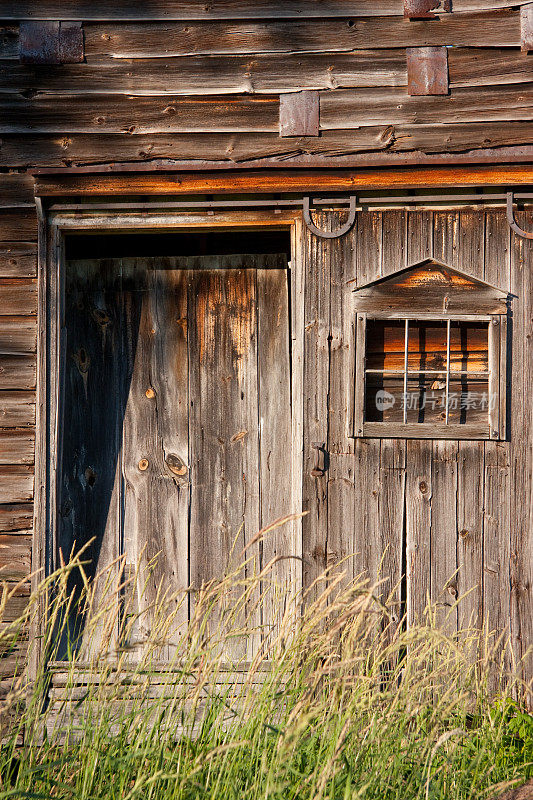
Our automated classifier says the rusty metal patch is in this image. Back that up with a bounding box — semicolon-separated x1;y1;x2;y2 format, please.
279;90;319;138
521;4;533;52
404;0;451;19
407;47;449;96
19;20;83;65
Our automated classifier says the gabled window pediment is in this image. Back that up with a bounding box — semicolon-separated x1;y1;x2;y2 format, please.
353;259;509;316
352;260;510;441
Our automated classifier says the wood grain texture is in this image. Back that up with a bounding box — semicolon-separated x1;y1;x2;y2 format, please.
0;281;37;316
0;357;36;390
0;430;35;465
0;244;37;278
0;466;33;503
0;319;37;356
483;210;511;681
1;0;528;19
0;503;33;533
0;533;31;580
0;212;37;242
0;391;35;427
77;13;520;57
302;215;331;602
510;211;533;697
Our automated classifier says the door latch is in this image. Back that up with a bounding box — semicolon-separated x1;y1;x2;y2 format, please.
310;441;327;478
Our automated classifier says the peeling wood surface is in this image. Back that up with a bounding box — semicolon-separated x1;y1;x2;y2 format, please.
1;0;531;19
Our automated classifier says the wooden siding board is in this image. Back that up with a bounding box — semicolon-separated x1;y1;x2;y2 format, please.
302;215;331;601
2;85;533;136
405;210;433;625
3;50;530;97
0;391;35;428
0;244;37;279
77;13;520;56
0;503;33;533
0;319;37;356
0;357;36;390
0;466;33;504
455;211;486;636
483;211;511;679
256;267;293;639
1;0;529;19
0;212;37;243
0;281;37;316
0;430;35;465
327;211;356;589
510;211;533;697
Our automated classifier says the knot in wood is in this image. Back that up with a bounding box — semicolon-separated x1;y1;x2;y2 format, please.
165;453;187;477
419;480;428;494
138;458;149;471
145;387;156;399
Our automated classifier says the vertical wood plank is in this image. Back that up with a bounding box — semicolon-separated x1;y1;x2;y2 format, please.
257;267;292;641
510;211;533;698
431;212;459;633
188;266;260;660
302;217;330;602
60;258;125;655
327;212;356;591
122;262;189;657
456;211;485;636
353;212;382;588
378;210;407;627
405;210;433;624
483;210;512;680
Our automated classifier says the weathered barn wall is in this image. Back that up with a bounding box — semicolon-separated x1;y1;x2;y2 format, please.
0;1;532;686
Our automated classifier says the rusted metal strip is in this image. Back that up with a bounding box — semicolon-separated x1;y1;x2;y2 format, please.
19;20;83;65
404;0;451;19
279;91;319;137
407;47;449;96
521;4;533;52
59;22;84;63
507;192;533;240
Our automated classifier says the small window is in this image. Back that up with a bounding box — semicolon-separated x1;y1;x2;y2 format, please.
352;261;509;440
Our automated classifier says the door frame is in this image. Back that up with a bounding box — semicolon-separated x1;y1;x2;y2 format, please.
31;204;305;676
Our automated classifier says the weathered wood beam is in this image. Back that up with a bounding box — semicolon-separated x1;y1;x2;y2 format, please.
404;0;450;19
33;164;533;196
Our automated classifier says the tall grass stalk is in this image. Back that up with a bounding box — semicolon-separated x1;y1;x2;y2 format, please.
0;527;531;800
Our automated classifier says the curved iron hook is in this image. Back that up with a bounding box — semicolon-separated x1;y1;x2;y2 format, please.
303;195;357;239
506;192;533;241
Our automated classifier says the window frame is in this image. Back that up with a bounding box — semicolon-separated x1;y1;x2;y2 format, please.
353;310;507;441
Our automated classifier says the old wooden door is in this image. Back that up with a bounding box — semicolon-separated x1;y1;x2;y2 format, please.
60;252;292;659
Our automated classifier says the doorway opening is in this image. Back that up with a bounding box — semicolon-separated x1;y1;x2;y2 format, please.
59;227;292;658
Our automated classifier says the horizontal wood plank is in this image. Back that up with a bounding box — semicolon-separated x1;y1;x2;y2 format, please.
0;466;33;503
0;504;33;533
0;281;37;316
0;430;35;465
0;52;408;95
0;212;37;242
0;174;35;207
0;244;37;278
2;49;530;97
320;84;533;129
4;84;532;135
0;534;31;580
0;392;35;428
0;318;37;356
0;14;520;61
0;357;36;390
0;0;529;19
34;165;533;196
80;13;520;55
2;126;533;168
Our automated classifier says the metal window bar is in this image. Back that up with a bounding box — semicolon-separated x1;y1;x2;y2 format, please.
445;319;451;425
403;319;409;425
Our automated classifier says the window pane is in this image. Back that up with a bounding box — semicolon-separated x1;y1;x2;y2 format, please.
363;318;491;428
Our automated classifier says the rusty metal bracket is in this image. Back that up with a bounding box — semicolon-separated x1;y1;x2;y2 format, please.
303;195;357;239
506;192;533;240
